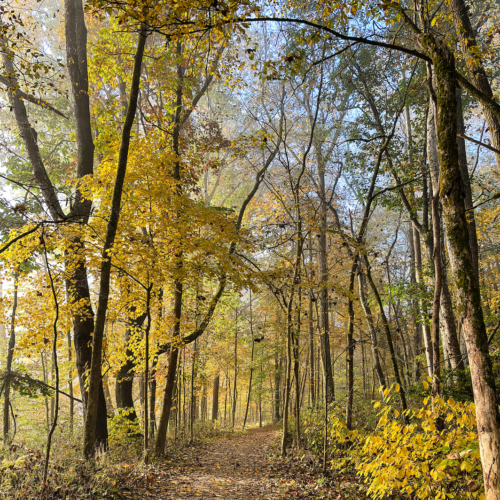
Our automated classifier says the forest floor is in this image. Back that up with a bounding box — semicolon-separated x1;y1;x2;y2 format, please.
119;426;366;500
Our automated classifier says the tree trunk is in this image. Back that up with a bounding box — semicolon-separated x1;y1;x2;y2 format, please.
243;341;254;430
3;273;18;442
425;37;500;500
413;225;433;376
274;350;281;421
346;257;358;430
189;339;197;443
364;255;408;419
83;29;147;458
232;310;238;427
154;279;183;455
149;361;157;442
67;330;74;434
455;88;480;284
115;311;147;421
431;179;442;395
428;95;466;373
448;0;500;173
293;290;301;448
308;295;315;407
358;271;386;389
408;223;422;381
212;375;220;422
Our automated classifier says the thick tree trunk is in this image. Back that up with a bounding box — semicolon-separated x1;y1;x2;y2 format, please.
428;95;466;373
425;36;500;499
448;0;500;173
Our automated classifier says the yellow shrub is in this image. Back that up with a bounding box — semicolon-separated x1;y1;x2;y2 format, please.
360;396;483;500
302;388;484;500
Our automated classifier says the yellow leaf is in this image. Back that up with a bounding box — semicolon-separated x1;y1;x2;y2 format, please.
423;381;429;390
395;383;400;392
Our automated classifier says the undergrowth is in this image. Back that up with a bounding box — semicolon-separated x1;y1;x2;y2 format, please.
0;416;246;499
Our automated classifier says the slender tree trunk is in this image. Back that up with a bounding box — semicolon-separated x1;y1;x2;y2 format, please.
358;271;386;389
364;255;408;419
232;310;238;428
293;289;301;448
346;257;358;430
149;362;157;442
154;42;186;456
190;339;197;443
308;297;316;408
408;223;422;381
83;29;147;458
431;181;442;394
143;285;151;454
67;330;74;434
455;88;480;283
281;316;292;456
413;225;433;376
41;352;50;433
212;375;220;422
154;279;183;455
243;340;255;430
3;273;18;442
274;349;281;421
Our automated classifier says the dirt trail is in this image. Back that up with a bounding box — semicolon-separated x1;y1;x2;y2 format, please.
159;426;286;499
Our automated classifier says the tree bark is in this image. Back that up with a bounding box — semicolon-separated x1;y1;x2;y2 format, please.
308;295;315;407
364;255;408;419
3;273;17;442
232;310;238;427
83;29;147;458
448;0;500;173
345;256;358;430
424;35;500;499
431;180;442;395
115;311;147;421
413;225;433;376
428;95;466;373
455;88;480;284
212;375;220;422
358;271;385;389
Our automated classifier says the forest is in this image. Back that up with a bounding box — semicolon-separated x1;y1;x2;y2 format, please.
0;0;499;498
